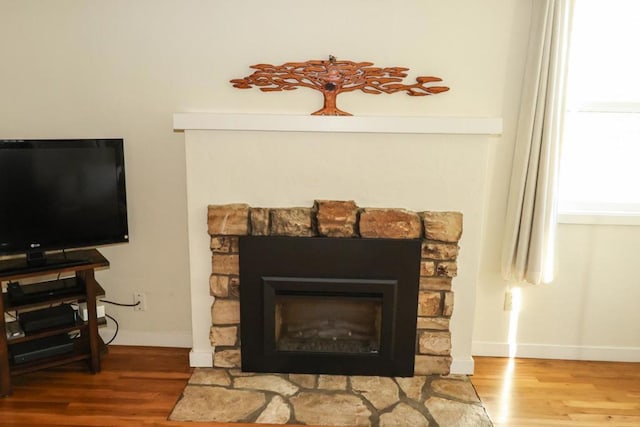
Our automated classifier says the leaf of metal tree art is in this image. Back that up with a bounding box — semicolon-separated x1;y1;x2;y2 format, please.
230;56;450;116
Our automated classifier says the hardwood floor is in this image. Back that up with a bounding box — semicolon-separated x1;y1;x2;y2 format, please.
472;356;640;427
0;346;638;426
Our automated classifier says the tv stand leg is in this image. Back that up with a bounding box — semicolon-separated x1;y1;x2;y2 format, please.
78;269;101;374
0;294;11;396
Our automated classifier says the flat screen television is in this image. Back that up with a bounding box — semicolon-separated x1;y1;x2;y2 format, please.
0;138;129;273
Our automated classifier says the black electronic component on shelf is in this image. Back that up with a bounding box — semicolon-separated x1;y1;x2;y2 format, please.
10;334;75;364
7;278;85;305
18;304;76;333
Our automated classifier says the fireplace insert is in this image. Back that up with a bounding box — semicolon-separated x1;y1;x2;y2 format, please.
239;236;421;377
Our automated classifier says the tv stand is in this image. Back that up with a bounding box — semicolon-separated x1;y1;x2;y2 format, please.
0;249;109;397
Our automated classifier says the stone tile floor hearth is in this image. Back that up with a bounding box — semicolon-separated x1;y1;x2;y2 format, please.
170;368;493;426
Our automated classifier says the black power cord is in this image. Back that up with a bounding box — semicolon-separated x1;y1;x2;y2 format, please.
99;299;140;308
104;313;119;345
96;299;141;345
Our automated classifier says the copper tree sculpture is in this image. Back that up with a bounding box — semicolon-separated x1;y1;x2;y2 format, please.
230;56;449;116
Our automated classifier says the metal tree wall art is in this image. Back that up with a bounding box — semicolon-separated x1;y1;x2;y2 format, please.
230;56;449;116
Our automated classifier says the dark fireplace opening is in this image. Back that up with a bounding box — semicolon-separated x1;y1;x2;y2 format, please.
275;292;382;354
239;236;421;377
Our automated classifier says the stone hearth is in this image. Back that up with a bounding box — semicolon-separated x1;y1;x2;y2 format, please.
207;200;462;376
169;368;492;426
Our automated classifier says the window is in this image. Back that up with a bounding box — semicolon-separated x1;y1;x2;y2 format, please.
558;0;640;223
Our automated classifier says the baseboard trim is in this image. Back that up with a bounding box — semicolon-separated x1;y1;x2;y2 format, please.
450;356;475;375
189;349;214;367
99;328;192;348
472;341;640;362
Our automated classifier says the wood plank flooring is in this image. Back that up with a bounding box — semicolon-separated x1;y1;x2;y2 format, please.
0;346;638;426
472;356;640;427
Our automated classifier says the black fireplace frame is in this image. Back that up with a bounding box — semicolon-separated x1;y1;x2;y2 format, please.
239;236;421;377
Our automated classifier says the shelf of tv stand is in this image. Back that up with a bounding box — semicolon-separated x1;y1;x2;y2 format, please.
0;249;109;281
0;248;109;397
9;336;108;376
7;317;108;346
2;282;106;312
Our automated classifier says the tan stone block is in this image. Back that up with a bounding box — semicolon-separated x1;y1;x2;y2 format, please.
414;355;452;375
213;348;241;368
417;291;441;316
234;375;299;396
211;299;240;325
418;331;451;355
210;326;238;346
250;208;270;236
228;276;240;298
290;392;371;427
419;277;452;291
270;208;315;237
443;291;454;317
207;204;250;236
318;375;348;390
421;242;459;260
227;369;255;377
425;396;492;426
314;200;358;237
288;374;317;389
395;377;427;401
436;261;458;278
350;376;400;411
416;317;450;330
431;378;481;403
169;386;264;422
420;260;436;277
359;208;422;239
211;254;239;275
421;211;462;242
380;403;429;427
209;275;229;297
210;236;239;253
256;395;291;424
188;368;231;386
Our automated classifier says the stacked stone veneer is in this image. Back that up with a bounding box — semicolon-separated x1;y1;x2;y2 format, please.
207;200;462;375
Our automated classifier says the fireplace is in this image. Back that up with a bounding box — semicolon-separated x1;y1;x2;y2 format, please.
207;200;461;376
239;236;421;377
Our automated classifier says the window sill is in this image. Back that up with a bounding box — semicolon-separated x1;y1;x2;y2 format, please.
558;213;640;226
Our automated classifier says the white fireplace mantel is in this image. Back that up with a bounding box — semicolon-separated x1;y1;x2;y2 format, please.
173;113;502;135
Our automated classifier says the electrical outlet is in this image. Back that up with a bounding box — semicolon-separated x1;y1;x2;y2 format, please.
503;290;513;311
133;292;146;311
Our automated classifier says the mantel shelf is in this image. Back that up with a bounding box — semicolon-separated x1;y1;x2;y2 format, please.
173;113;502;135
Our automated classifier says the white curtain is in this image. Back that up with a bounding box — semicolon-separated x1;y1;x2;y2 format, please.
502;0;573;285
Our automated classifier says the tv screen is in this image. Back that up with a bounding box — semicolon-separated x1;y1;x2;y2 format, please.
0;138;129;267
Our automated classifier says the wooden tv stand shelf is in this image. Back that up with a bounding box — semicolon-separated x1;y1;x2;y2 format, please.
0;249;109;397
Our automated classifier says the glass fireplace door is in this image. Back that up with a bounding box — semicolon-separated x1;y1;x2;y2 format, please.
274;294;382;354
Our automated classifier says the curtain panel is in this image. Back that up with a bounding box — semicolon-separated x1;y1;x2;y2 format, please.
502;0;573;285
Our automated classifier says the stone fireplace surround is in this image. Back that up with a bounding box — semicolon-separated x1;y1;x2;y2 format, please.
207;200;462;375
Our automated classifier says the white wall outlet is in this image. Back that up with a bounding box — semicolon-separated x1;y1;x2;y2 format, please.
134;292;146;311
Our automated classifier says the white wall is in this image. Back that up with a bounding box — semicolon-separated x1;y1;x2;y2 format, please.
473;223;640;362
2;0;635;365
470;2;640;362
